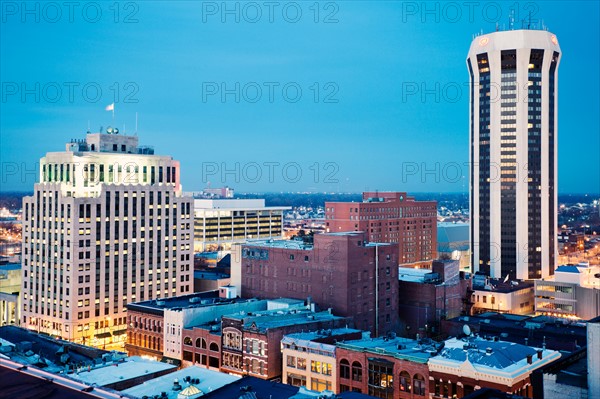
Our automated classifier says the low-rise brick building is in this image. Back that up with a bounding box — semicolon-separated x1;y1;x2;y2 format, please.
220;306;349;380
335;334;435;398
428;336;561;397
281;328;363;392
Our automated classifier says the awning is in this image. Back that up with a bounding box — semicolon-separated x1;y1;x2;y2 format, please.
112;329;127;336
95;332;111;339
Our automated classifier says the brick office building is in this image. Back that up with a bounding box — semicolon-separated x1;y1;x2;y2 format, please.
397;260;472;337
325;192;437;266
233;231;399;337
335;334;434;398
125;291;221;359
220;307;347;380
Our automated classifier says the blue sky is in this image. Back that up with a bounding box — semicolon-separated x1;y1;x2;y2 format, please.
1;1;598;193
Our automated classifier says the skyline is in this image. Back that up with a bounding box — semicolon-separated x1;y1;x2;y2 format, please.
1;1;599;194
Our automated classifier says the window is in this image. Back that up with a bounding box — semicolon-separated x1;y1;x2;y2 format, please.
210;342;219;352
287;373;306;387
296;357;306;370
184;336;192;346
352;361;362;382
340;359;350;379
368;360;393;398
311;378;332;392
413;374;426;396
399;371;411;392
287;355;296;368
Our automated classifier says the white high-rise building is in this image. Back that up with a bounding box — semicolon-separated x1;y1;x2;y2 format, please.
468;29;561;280
21;129;193;346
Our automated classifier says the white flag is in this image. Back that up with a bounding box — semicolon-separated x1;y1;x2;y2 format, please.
105;103;114;111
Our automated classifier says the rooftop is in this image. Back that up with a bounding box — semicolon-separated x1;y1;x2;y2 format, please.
0;364;103;399
556;265;581;274
0;262;21;271
70;356;176;387
282;329;363;354
431;336;560;378
225;308;344;333
283;328;362;343
336;335;437;364
0;326;114;373
122;365;240;399
201;376;299;399
126;290;224;314
398;267;433;283
472;279;534;293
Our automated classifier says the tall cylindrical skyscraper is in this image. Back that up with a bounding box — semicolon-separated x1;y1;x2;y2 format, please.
467;29;561;280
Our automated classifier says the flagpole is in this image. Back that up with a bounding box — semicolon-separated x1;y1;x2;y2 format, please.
112;106;115;125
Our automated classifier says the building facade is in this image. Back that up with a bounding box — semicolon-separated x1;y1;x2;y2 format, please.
428;336;560;398
468;29;561;280
281;328;362;392
220;307;347;380
233;231;399;336
534;264;600;319
193;199;289;252
397;260;472;337
335;335;433;398
21;131;193;345
471;278;535;315
325;192;437;266
0;262;21;326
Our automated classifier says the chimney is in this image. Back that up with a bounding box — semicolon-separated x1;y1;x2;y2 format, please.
537;350;543;360
526;354;533;364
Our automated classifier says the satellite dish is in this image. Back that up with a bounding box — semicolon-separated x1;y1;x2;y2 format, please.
463;324;472;336
106;127;114;134
113;128;119;134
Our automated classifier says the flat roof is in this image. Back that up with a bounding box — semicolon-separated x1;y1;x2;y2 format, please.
225;309;343;332
201;376;299;399
284;328;361;342
0;263;21;271
122;365;239;399
127;291;222;313
70;356;176;387
336;336;434;364
432;337;557;373
244;239;313;250
398;267;432;283
0;365;99;399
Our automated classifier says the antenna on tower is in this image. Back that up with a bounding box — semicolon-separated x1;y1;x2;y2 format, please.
528;10;532;29
508;10;514;30
496;22;499;32
87;120;91;133
135;112;138;135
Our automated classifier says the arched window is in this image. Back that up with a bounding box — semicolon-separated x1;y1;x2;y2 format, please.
339;359;350;379
210;342;219;352
202;339;207;349
399;371;411;392
351;361;362;382
184;336;193;346
195;338;202;348
413;374;426;396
